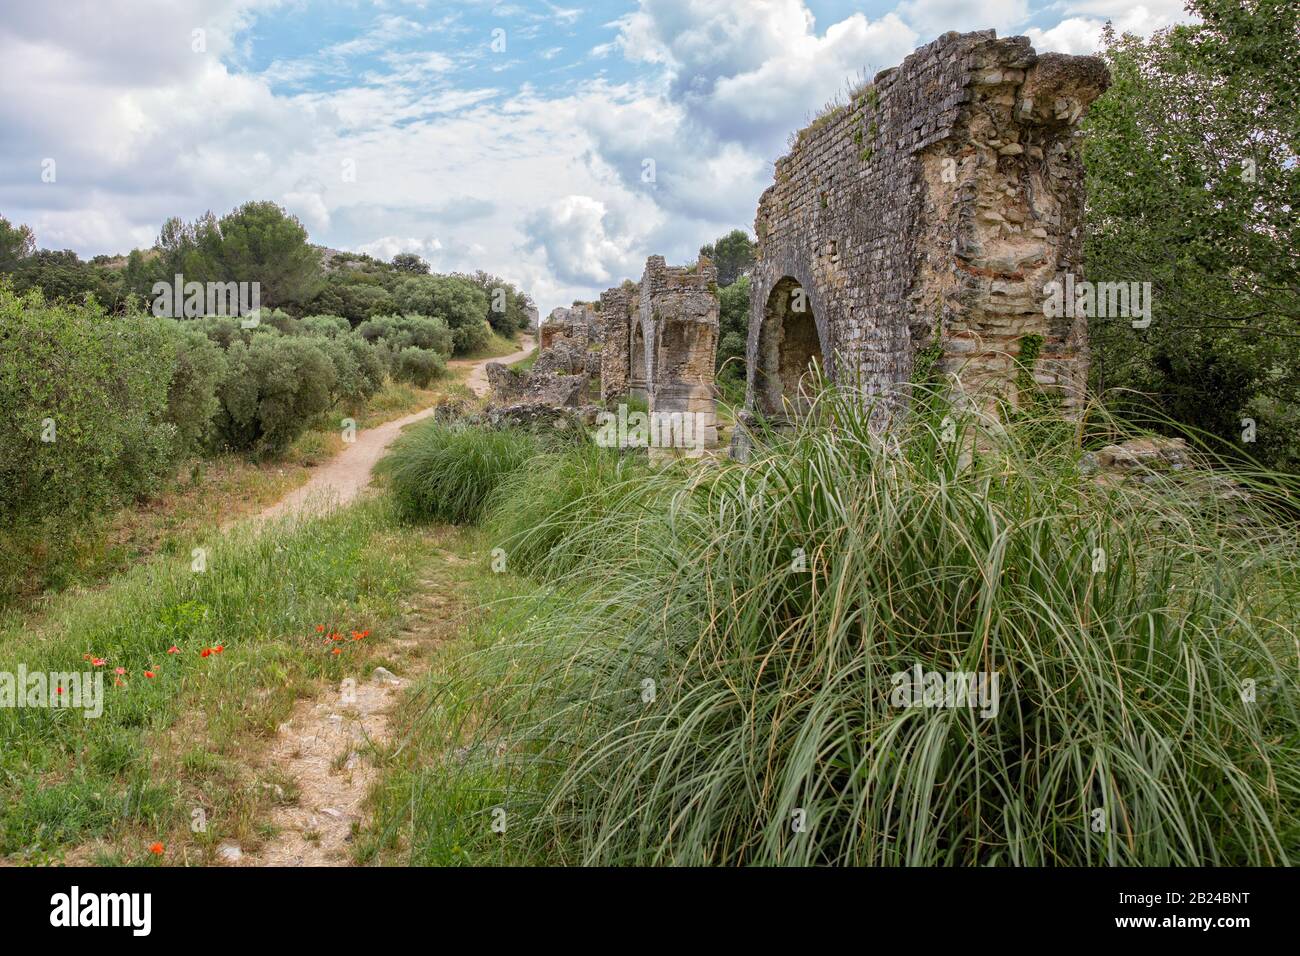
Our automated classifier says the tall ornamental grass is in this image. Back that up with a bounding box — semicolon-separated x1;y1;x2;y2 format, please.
387;384;1299;866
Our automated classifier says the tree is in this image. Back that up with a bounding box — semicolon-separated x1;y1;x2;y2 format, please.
394;274;490;354
0;215;36;273
716;275;750;382
391;252;430;275
1083;0;1300;469
211;202;323;309
699;228;755;287
462;270;530;335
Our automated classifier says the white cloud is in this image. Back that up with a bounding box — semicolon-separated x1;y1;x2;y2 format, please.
896;0;1031;37
1025;2;1195;54
522;194;647;287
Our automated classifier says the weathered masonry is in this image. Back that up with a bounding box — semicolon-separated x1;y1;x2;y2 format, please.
741;30;1109;434
599;256;720;451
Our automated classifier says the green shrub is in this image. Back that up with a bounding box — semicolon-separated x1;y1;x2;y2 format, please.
397;386;1300;866
298;314;351;338
391;346;446;388
163;323;227;455
451;319;491;356
0;283;178;526
357;314;453;358
316;333;384;406
379;421;539;524
214;335;335;455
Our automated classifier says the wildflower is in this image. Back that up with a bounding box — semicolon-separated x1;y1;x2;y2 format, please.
213;645;224;654
331;648;341;656
92;658;106;667
167;646;180;655
114;678;124;687
144;671;156;679
201;648;211;658
114;667;126;676
149;842;164;855
316;624;326;633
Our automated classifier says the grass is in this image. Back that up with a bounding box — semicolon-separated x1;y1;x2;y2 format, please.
378;420;541;526
509;348;539;373
2;373;470;614
0;501;432;865
364;383;1300;866
457;331;523;362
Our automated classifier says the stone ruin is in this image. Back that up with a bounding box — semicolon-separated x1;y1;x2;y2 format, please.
738;30;1109;445
599;256;720;450
488;255;721;454
487;30;1107;458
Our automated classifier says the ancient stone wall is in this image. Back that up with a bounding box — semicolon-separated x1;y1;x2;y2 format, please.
596;258;720;451
539;303;597;351
599;284;635;404
742;30;1108;433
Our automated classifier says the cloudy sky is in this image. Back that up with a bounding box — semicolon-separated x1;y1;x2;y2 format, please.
0;0;1191;315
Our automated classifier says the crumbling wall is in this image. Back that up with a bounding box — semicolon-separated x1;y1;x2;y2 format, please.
596;258;720;452
599;284;634;404
638;256;720;451
742;30;1107;434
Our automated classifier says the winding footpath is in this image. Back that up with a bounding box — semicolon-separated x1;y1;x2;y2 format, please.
253;336;534;525
243;336;533;866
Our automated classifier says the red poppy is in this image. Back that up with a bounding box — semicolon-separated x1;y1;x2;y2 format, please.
331;647;341;656
144;671;156;679
213;645;224;654
114;667;126;675
200;648;211;658
149;842;164;855
92;658;106;667
167;646;179;654
316;624;326;633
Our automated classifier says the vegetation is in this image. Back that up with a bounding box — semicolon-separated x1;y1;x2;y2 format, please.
378;422;540;525
365;384;1300;866
1084;0;1300;471
0;503;425;863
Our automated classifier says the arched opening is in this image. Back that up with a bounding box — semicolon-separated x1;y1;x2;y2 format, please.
629;321;648;401
757;277;824;417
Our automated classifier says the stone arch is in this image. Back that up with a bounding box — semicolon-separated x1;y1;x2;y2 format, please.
754;275;827;417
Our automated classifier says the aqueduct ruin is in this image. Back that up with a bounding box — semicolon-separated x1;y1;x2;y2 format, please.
741;29;1108;436
502;31;1107;459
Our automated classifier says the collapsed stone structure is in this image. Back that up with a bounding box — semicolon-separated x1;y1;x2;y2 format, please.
492;256;721;453
740;30;1108;438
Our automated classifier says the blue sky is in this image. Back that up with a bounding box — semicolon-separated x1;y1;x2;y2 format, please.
0;0;1190;315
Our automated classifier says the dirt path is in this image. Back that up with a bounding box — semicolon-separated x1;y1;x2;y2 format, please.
452;337;535;397
239;343;531;866
254;336;534;525
248;554;468;866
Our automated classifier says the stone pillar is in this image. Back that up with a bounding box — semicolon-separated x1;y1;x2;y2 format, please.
642;255;720;458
